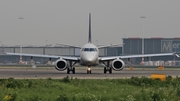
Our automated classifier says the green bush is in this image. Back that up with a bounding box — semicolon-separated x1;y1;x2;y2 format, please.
26;95;42;101
176;87;180;97
27;81;33;88
6;78;24;89
56;94;68;101
61;76;71;83
1;77;180;100
3;93;17;101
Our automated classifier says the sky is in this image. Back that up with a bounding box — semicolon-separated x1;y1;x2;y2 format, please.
0;0;180;46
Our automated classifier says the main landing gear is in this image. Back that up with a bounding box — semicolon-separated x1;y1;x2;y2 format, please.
102;61;112;74
104;67;112;74
67;67;75;74
67;61;76;74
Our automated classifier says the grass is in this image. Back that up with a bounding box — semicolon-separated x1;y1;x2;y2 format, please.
0;76;180;101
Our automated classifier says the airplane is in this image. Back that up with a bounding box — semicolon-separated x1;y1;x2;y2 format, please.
5;13;179;74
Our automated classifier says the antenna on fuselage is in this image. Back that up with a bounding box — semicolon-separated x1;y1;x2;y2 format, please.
88;13;92;43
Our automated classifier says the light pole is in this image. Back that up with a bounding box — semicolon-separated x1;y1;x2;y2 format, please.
46;40;48;46
96;40;98;46
18;17;24;64
140;15;146;65
0;41;4;52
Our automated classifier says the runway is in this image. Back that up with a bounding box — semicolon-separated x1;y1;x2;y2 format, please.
0;67;180;79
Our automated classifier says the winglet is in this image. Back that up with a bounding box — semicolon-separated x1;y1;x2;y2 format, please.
88;13;92;43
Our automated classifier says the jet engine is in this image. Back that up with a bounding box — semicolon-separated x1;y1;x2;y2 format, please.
55;59;69;71
111;59;125;71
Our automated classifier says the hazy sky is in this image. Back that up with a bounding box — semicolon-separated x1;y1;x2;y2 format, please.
0;0;180;46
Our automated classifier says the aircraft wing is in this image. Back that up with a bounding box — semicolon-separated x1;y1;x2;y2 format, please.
99;53;177;61
5;52;79;61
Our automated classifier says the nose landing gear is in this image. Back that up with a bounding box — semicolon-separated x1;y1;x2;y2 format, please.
87;66;91;74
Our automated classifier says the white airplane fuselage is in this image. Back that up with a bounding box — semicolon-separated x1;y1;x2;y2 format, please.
80;43;99;66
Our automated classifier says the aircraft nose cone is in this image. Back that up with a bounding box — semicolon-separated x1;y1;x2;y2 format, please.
86;57;94;62
83;54;96;63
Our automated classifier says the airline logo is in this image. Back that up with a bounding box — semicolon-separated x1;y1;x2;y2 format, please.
161;40;180;52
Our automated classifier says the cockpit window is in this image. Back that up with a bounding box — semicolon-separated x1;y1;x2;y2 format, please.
90;48;96;51
84;48;90;51
83;48;97;52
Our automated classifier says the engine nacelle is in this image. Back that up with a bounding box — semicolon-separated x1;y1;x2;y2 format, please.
55;59;69;71
111;59;125;71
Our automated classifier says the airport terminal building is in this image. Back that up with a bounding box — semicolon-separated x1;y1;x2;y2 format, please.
123;37;180;65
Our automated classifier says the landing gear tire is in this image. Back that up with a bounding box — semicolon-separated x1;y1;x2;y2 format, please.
72;68;75;74
104;67;112;74
109;67;112;74
67;68;70;74
104;68;107;74
87;70;91;74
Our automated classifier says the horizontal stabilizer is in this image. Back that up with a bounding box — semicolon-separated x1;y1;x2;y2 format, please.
98;43;124;48
55;43;81;48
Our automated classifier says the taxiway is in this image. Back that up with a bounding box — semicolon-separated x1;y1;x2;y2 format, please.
0;67;180;79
